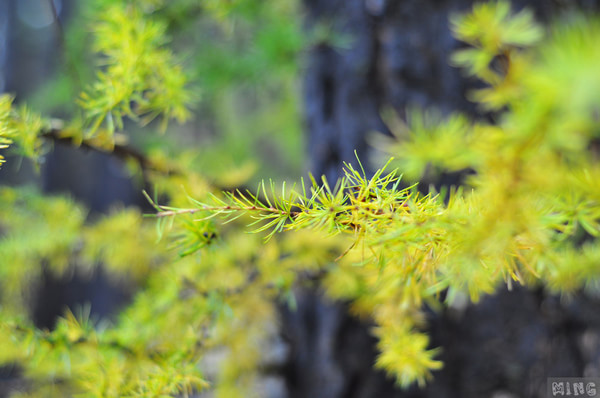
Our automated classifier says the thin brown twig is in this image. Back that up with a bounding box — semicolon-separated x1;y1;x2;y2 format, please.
41;119;179;176
39;119;256;195
154;205;300;218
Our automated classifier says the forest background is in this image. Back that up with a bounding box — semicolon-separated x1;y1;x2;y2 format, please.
2;0;600;397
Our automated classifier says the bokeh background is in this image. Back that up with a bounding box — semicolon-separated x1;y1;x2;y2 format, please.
3;1;600;397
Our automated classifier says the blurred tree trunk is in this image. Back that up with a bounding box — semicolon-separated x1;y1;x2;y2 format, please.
281;1;600;397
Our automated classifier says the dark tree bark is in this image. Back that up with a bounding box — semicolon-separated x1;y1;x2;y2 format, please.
281;1;600;397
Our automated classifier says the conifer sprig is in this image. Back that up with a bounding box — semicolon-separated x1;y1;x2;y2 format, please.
79;3;195;134
146;158;433;243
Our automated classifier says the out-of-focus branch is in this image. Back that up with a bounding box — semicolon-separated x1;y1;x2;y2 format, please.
39;120;249;195
41;119;180;177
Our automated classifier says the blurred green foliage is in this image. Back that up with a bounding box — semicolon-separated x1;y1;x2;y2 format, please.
27;0;305;183
2;0;600;396
150;0;600;388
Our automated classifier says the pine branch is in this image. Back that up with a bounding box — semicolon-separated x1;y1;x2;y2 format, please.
153;205;301;219
39;119;252;194
144;162;424;244
41;119;178;176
